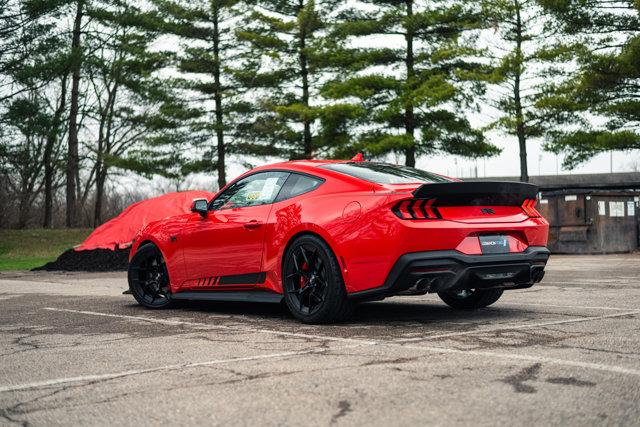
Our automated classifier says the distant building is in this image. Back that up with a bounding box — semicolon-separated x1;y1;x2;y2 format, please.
469;173;640;254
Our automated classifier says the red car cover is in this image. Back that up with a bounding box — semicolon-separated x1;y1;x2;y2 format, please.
76;190;215;251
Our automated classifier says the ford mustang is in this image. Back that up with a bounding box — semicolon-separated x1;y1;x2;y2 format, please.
128;159;550;323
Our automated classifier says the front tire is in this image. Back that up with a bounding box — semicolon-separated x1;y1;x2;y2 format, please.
282;235;353;324
437;288;503;309
128;243;174;309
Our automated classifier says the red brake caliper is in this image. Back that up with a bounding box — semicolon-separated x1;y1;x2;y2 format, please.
299;262;309;288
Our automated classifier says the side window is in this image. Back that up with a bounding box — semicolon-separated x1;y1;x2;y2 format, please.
275;173;324;202
210;171;289;210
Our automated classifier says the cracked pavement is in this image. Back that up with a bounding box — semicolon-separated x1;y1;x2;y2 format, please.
0;254;639;426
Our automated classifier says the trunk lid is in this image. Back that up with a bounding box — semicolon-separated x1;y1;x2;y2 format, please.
391;181;539;224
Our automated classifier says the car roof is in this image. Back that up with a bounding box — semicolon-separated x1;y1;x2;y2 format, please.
229;159;455;191
238;159;377;189
250;159;347;175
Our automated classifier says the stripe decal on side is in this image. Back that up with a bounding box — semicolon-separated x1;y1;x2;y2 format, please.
188;272;267;288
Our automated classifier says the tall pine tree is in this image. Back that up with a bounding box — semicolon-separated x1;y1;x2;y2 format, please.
148;0;253;188
484;0;565;181
235;0;361;160
323;0;499;166
539;0;640;167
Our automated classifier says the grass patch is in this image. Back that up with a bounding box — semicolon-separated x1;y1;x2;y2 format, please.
0;228;92;271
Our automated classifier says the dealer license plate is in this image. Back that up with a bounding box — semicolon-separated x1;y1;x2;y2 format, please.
479;235;509;254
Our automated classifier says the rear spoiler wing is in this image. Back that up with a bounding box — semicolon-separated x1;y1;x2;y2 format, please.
412;181;539;206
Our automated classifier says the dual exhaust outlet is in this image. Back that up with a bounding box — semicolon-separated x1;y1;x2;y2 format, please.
398;277;439;296
400;265;545;296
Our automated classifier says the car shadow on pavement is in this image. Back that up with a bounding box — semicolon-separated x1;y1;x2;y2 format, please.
164;298;519;327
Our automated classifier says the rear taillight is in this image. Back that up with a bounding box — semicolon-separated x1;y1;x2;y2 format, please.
521;198;541;218
392;199;441;220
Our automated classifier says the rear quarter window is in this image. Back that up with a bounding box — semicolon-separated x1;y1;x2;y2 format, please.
320;162;451;184
275;173;324;202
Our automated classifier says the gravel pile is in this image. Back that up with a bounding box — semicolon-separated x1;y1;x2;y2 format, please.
33;248;130;272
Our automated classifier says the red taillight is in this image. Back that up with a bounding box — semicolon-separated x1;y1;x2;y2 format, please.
393;199;441;220
521;198;541;218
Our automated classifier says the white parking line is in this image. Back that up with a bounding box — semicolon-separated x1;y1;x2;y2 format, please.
541;281;639;287
16;304;636;393
394;310;640;342
44;306;639;347
501;302;636;311
402;344;640;377
42;307;377;345
0;344;370;393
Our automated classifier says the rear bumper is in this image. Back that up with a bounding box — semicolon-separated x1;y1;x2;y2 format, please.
348;246;550;301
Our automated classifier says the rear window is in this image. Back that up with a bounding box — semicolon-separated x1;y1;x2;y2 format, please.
320;162;451;184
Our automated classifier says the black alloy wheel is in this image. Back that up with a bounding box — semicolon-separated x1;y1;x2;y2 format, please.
128;243;174;309
283;235;353;323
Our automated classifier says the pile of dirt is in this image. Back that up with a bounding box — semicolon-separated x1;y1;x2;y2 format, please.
33;248;130;272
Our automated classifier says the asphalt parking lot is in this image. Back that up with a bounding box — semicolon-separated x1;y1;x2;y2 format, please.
1;254;639;426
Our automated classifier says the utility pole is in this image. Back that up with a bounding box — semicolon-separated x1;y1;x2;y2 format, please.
610;151;613;173
538;154;542;176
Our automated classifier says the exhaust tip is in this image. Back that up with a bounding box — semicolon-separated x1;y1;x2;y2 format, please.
416;278;435;292
531;269;545;283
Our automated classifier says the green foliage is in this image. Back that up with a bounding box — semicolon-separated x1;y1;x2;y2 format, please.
539;0;640;168
5;0;640;229
235;0;358;160
118;0;254;187
323;0;500;166
482;0;572;181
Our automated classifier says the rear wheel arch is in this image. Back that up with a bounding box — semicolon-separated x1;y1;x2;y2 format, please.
281;231;346;282
281;232;354;323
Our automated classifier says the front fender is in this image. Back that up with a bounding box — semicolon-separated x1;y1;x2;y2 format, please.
128;216;190;291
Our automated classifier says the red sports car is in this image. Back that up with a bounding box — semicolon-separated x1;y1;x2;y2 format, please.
128;159;549;323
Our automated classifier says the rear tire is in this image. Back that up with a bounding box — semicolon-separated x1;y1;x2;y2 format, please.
128;243;174;309
282;235;353;324
437;288;503;309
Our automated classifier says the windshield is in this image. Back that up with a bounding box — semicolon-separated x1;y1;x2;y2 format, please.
320;162;451;184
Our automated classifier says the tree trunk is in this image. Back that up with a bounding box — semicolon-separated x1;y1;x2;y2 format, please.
514;0;528;182
43;148;55;227
212;8;226;189
43;74;68;228
17;193;30;229
94;76;119;226
299;0;312;159
404;0;416;167
93;130;105;227
66;0;84;227
17;166;31;229
93;96;106;226
93;165;107;226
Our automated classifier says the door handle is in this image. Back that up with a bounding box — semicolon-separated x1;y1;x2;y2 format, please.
243;220;263;230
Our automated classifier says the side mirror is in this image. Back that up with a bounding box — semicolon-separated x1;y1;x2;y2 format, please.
191;198;208;217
